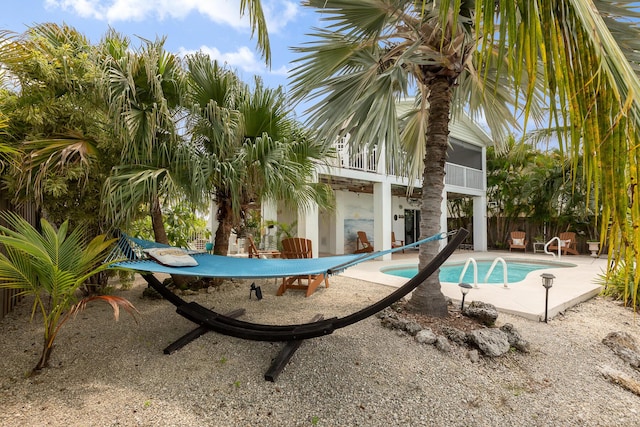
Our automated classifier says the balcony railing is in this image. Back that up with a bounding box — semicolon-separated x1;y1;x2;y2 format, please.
330;139;484;191
444;163;484;190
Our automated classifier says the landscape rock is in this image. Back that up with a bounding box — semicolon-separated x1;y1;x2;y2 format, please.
467;328;510;357
435;336;452;353
468;349;480;363
500;323;530;353
415;328;437;344
464;301;499;326
404;321;423;336
602;331;640;369
380;315;408;331
441;326;467;345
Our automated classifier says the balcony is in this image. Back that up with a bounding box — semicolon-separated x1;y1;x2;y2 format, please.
329;140;484;192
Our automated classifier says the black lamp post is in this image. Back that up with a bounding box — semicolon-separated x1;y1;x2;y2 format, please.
540;273;555;323
458;282;472;310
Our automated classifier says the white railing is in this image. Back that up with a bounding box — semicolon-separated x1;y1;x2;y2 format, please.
458;257;478;288
485;257;508;288
544;237;562;259
445;163;484;190
331;140;484;191
335;142;377;172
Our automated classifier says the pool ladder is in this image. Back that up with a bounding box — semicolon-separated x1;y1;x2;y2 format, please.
458;257;509;288
543;236;562;259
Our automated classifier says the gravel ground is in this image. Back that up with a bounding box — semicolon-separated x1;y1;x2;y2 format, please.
0;274;639;427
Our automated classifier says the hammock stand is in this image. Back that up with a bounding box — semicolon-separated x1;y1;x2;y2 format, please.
111;228;469;381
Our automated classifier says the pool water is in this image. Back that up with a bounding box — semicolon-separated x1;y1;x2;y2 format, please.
383;260;572;284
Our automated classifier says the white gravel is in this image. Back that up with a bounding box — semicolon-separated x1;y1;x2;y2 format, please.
0;274;639;427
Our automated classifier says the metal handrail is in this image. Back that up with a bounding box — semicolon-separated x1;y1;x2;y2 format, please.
544;237;562;259
458;257;478;288
484;257;508;288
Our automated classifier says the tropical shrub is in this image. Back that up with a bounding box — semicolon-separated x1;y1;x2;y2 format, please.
598;261;639;310
0;212;138;374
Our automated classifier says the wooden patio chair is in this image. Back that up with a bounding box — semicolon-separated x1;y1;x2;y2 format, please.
247;235;280;259
548;231;579;255
391;231;404;253
277;237;328;297
354;231;374;254
508;231;527;252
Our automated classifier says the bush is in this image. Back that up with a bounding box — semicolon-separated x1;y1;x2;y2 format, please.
598;261;639;309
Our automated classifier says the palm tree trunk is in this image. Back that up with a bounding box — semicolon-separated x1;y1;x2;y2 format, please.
407;77;453;317
213;198;233;256
34;326;56;373
150;197;169;245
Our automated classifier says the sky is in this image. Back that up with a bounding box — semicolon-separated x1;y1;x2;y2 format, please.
2;0;319;114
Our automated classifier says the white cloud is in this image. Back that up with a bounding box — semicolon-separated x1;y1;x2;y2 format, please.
45;0;299;34
178;45;289;78
179;45;262;74
45;0;105;20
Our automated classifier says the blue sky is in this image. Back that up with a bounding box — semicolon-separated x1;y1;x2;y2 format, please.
2;1;318;101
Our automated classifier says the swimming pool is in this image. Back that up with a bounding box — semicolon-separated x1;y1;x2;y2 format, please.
381;259;576;284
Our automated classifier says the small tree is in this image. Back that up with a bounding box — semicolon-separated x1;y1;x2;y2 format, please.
0;212;138;374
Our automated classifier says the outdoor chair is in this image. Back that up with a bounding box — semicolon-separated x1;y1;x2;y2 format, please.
354;231;374;254
278;237;328;297
391;231;404;253
508;231;527;252
247;235;280;259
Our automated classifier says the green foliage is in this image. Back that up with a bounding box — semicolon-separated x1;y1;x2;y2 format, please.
486;141;600;247
263;219;297;250
128;204;210;248
0;23;120;239
598;262;639;309
185;55;334;254
0;212;138;374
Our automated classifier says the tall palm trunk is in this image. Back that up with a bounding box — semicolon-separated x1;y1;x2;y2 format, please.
407;77;453;317
213;197;234;256
150;196;169;244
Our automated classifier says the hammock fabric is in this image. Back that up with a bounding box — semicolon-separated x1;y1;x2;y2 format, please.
110;231;449;279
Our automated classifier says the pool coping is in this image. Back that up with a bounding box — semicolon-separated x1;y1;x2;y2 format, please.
338;250;606;321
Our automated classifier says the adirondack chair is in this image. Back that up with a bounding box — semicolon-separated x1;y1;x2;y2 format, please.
277;237;328;297
354;231;374;254
247;235;280;259
392;231;404;253
549;232;579;255
509;231;527;252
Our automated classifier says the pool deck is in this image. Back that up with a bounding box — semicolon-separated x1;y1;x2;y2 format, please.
339;249;607;321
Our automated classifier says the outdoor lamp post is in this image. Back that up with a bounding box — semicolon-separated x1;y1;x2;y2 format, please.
459;282;472;311
540;273;555;323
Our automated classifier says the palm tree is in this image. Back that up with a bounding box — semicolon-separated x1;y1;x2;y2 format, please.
0;212;137;374
99;33;197;245
291;1;640;315
290;1;525;316
185;54;333;255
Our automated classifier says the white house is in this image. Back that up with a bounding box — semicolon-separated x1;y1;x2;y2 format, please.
256;106;493;259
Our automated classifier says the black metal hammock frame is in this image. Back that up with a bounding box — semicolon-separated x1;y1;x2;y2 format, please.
112;229;468;381
126;228;469;342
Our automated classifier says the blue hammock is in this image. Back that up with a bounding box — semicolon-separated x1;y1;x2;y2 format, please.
106;229;469;381
109;232;449;279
